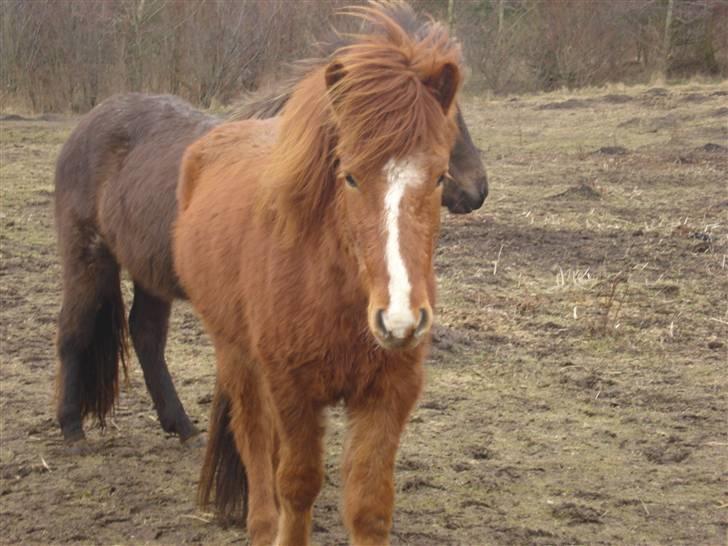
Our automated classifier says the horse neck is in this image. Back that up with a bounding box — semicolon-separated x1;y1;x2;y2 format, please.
260;68;366;307
261;67;338;245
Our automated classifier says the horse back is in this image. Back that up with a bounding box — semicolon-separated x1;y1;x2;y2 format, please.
55;93;219;300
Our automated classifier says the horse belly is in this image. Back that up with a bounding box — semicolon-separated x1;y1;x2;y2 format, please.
97;160;184;301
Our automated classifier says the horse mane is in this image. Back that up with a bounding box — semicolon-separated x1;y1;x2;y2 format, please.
256;2;461;244
230;1;440;121
230;59;321;121
253;66;339;242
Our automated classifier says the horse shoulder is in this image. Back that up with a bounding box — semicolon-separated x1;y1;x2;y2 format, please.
178;120;277;213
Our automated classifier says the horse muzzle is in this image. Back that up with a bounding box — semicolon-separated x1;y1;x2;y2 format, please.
442;174;488;214
369;304;432;350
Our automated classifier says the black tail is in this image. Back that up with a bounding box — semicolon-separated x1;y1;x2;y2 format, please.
76;280;129;426
198;385;248;524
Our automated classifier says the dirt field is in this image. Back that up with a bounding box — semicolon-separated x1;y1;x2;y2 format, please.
1;82;726;545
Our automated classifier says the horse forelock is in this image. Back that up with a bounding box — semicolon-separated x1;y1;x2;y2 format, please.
327;5;461;171
257;2;461;243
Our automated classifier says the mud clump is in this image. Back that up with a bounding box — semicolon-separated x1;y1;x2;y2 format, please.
537;98;591;110
550;182;602;201
618;117;641;128
648;113;681;131
400;477;443;492
698;142;726;154
681;93;708;103
551;503;603;525
431;324;472;354
468;446;493;460
600;94;632;104
677;142;726;164
644;87;669;96
594;146;628;156
0;114;29;122
643;444;691;464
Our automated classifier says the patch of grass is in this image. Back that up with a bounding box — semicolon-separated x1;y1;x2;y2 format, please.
0;82;726;545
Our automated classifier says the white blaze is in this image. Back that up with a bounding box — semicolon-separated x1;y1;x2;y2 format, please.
382;157;422;338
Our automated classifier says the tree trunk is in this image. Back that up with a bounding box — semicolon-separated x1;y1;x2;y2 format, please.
497;0;504;39
661;0;674;77
700;0;719;74
447;0;455;34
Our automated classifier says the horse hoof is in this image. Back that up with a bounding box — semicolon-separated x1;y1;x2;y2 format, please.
178;422;201;441
181;432;207;450
65;438;93;456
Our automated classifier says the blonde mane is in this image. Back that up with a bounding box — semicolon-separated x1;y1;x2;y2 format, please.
258;2;462;243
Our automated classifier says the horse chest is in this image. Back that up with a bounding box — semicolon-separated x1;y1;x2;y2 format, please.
257;340;388;405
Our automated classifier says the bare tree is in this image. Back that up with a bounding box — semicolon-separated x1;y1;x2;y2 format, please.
662;0;675;76
1;0;726;113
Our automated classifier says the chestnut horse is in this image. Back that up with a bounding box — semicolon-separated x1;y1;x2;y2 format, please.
53;1;486;447
174;5;461;545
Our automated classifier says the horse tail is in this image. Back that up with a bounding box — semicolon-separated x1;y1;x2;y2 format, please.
198;384;248;523
54;230;130;432
74;280;129;426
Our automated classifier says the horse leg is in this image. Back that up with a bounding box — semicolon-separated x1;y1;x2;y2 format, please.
199;340;278;546
56;247;127;447
128;283;198;441
271;392;325;546
225;360;278;544
342;364;424;545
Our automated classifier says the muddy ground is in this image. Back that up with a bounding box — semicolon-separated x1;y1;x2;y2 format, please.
1;82;726;545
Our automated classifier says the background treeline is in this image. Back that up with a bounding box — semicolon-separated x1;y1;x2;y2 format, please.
1;0;727;113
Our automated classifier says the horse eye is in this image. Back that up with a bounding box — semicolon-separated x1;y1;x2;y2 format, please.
436;173;447;187
345;174;358;188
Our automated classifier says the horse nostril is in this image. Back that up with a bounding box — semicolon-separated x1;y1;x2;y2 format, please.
477;176;488;202
375;308;389;338
414;307;431;338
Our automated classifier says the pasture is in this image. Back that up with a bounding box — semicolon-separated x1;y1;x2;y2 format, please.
1;81;726;545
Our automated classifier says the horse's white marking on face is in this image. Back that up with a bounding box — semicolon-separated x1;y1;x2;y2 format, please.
382;156;423;338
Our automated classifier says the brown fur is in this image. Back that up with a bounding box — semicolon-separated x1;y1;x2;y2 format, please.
174;4;461;544
52;1;484;446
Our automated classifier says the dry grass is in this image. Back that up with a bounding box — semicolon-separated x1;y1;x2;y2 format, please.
1;81;727;544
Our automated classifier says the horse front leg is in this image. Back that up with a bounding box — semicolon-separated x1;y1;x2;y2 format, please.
227;375;279;545
212;341;279;546
342;362;424;546
271;393;325;546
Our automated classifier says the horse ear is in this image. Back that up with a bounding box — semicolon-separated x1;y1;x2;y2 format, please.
425;62;460;114
325;61;346;90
